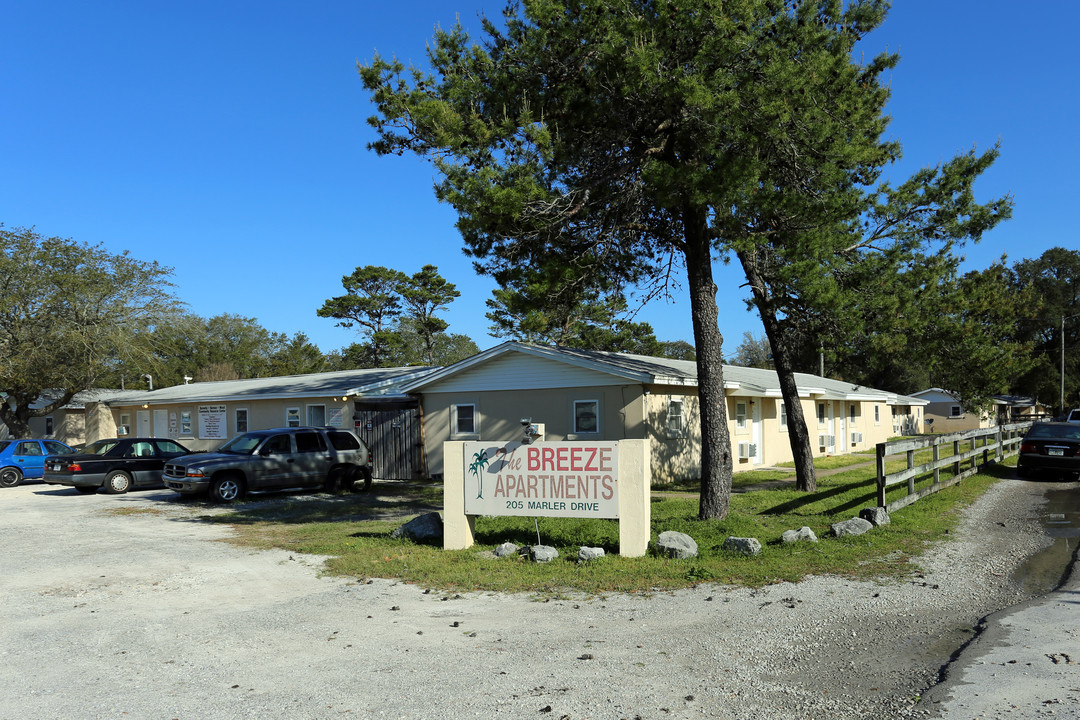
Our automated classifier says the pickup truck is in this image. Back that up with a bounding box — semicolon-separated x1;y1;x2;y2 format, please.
162;427;372;503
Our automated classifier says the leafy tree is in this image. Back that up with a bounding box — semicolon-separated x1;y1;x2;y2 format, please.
398;264;461;365
0;225;178;436
359;0;912;517
731;332;773;369
658;340;697;362
319;264;465;367
318;266;407;367
1010;247;1080;412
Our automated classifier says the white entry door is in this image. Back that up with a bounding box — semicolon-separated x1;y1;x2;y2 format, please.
136;410;150;437
153;409;169;438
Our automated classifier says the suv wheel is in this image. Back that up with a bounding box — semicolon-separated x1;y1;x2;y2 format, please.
349;466;373;493
210;475;244;503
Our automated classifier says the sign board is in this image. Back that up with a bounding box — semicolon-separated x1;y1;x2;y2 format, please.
198;404;228;440
463;441;619;518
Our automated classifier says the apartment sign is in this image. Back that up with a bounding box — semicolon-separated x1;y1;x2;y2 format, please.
463;441;619;518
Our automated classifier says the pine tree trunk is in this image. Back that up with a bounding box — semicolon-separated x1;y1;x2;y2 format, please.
685;218;733;520
737;249;818;492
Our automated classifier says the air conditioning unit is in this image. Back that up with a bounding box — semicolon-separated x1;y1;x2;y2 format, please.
117;427;128;436
818;434;835;448
851;431;863;444
737;442;757;459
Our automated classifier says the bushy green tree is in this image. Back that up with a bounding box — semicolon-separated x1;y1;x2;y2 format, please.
0;225;178;436
359;0;912;515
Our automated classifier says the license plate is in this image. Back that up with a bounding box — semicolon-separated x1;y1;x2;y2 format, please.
50;463;64;471
1048;449;1064;457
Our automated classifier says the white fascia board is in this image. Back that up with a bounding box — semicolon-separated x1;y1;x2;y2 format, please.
346;367;439;396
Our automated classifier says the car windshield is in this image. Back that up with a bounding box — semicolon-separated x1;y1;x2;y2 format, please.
1028;424;1080;440
84;440;120;455
218;434;265;454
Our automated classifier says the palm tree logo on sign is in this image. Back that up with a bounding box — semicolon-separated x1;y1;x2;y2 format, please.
468;449;490;499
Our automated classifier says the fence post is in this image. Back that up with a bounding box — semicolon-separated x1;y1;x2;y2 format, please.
876;442;886;507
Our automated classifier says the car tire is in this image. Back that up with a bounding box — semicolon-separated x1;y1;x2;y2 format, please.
349;466;373;493
0;467;22;488
103;470;133;494
325;466;347;493
210;475;243;504
74;486;98;494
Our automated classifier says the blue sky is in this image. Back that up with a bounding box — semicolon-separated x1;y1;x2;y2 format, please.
3;1;1076;356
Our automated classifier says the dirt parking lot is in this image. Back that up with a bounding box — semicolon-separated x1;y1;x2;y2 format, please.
0;478;1062;719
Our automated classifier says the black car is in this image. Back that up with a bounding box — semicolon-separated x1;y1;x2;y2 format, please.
1017;422;1080;479
43;437;193;494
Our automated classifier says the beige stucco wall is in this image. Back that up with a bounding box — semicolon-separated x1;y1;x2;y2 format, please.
95;398;354;450
922;401;996;433
422;385;648;480
26;409;87;446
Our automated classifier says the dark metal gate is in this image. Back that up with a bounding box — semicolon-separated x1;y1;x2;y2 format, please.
353;400;424;481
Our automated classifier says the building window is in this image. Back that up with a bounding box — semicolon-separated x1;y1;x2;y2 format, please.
452;404;476;436
817;403;826;424
45;416;54;435
874;405;880;425
950;405;962;417
235;408;248;434
286;407;301;427
307;404;326;427
849;404;856;422
574;400;599;434
119;413;132;436
666;398;685;437
735;402;748;430
779;401;787;429
180;411;192;436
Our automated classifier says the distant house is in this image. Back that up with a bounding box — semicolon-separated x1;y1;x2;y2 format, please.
400;342;919;483
991;395;1052;423
0;389;143;446
910;388;1002;433
83;367;437;480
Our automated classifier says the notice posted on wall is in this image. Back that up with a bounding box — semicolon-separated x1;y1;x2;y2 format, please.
198;404;227;440
463;441;619;518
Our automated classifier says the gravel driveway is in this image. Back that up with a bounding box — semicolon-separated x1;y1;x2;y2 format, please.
0;478;1066;719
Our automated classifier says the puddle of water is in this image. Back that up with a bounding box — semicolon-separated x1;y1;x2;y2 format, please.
1010;486;1080;596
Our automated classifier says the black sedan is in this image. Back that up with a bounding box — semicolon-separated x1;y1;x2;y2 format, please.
1017;422;1080;479
43;437;193;494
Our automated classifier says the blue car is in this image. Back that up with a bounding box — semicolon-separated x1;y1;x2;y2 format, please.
0;439;77;487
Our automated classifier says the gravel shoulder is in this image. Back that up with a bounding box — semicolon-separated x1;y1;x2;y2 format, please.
0;477;1069;720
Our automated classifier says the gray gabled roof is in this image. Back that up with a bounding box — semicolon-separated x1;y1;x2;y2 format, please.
105;367;438;406
401;341;911;404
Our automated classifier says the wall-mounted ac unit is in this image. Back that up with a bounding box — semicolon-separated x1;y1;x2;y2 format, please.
737;442;757;459
851;431;863;444
116;427;128;436
818;434;835;448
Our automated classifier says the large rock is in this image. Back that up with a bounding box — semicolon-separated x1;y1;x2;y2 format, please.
859;507;891;527
655;531;698;559
781;526;818;544
493;542;520;558
578;546;605;562
526;545;559;563
831;517;874;538
390;512;443;543
723;537;762;556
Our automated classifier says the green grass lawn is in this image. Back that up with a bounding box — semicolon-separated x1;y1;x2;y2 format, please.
204;457;1017;595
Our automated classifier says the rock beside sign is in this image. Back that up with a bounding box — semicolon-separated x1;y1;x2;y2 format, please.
578;546;605;562
655;530;698;559
493;542;519;558
390;512;443;543
723;537;762;556
525;545;559;563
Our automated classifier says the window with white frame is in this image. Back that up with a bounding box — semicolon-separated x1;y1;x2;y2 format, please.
235;408;248;434
180;411;192;436
119;412;132;436
874;405;880;425
779;401;787;429
574;400;600;434
307;404;326;427
452;404;476;436
286;407;301;427
950;405;962;417
817;403;826;425
666;398;685;437
849;404;856;422
735;401;748;430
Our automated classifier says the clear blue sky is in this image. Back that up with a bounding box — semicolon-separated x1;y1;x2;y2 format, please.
3;1;1076;356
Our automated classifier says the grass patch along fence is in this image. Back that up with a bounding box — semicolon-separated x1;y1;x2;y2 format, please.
199;452;1014;595
874;422;1030;513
